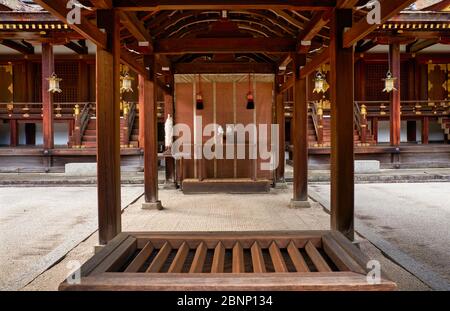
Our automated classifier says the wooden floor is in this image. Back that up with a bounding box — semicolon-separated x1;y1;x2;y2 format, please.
59;231;396;291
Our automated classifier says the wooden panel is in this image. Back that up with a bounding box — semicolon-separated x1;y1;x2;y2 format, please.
268;242;288;273
124;242;154;273
236;81;255;179
91;236;137;275
256;82;274;179
146;242;172;273
305;241;332;272
232;242;245;273
168;242;190;273
250;242;266;273
211;242;225;273
322;234;365;274
189;242;207;273
287;241;310;272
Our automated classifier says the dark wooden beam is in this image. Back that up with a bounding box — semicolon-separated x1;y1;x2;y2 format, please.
120;11;153;49
355;40;377;53
64;41;88;54
96;9;122;245
343;0;417;48
41;43;54;150
301;47;330;78
330;9;355;240
406;39;439;53
174;62;275;74
89;0;113;8
155;38;297;54
297;11;331;53
291;53;309;208
33;0;107;49
336;0;359;8
0;39;34;54
114;0;337;11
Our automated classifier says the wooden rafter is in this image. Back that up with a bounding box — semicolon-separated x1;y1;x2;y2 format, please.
113;0;336;11
343;0;417;48
0;39;34;54
33;0;107;49
174;62;275;74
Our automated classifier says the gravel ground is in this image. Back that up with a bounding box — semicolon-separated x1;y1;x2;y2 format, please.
0;186;143;291
310;182;450;285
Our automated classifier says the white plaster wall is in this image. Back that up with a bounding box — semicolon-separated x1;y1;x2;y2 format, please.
35;123;69;146
374;119;445;143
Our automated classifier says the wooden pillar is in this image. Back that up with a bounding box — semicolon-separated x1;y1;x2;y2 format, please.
275;91;286;183
372;117;379;144
291;54;309;208
142;55;162;210
41;43;54;150
96;10;122;245
10;119;18;147
164;93;175;184
330;9;355;240
138;75;145;148
390;43;401;147
422;117;429;144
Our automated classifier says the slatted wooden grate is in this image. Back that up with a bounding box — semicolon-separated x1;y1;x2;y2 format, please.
59;231;397;291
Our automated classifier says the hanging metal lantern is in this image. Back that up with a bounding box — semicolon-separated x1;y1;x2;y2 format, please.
47;72;62;93
120;72;134;93
383;71;397;93
313;70;328;94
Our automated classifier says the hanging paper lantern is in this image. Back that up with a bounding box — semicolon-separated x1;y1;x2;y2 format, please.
246;73;255;110
47;72;62;93
196;74;204;110
383;71;397;93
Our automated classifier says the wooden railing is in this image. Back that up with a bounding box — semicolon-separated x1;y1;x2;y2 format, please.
354;100;450;117
121;102;137;147
309;102;324;146
0;102;87;119
72;103;93;148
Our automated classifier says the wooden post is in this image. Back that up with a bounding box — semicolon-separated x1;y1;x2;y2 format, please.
291;54;309;208
330;9;355;240
96;10;122;245
9;119;18;147
41;43;54;150
390;43;401;147
164;93;176;185
142;55;162;210
372;117;379;144
138;75;145;148
422;117;429;144
275;91;286;183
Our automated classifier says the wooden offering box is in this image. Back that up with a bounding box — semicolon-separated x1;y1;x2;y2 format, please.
59;231;396;291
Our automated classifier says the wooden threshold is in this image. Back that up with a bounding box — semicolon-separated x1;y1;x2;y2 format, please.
182;178;271;194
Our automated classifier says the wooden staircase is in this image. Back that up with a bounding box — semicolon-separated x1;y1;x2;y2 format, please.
69;115;140;149
439;117;450;141
307;115;376;147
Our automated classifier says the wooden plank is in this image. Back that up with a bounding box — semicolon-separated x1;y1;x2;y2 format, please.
189;242;208;273
305;241;332;272
60;272;397;291
232;242;245;273
211;242;225;273
168;242;190;273
91;236;137;275
287;241;310;272
146;242;172;273
322;234;366;274
250;242;266;273
80;233;130;277
268;242;288;272
124;242;154;273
